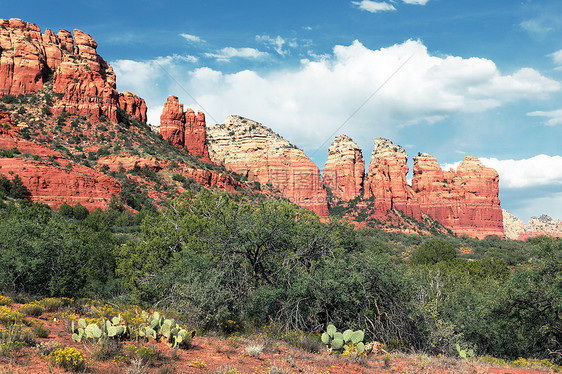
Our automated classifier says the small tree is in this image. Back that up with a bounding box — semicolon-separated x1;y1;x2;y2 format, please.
58;203;74;218
10;174;30;199
411;239;456;265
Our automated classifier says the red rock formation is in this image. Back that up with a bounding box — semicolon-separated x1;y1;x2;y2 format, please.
207;115;328;216
177;165;238;194
0;109;14;135
160;96;185;146
97;155;170;172
412;153;504;239
0;157;120;211
159;96;211;162
184;109;209;160
363;138;421;220
0;18;147;122
118;91;147;123
323;134;364;201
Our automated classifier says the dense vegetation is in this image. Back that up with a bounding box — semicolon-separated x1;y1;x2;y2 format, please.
0;190;560;365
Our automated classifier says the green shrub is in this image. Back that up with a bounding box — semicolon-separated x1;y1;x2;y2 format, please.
32;323;51;338
18;302;44;317
49;346;87;372
0;296;11;306
411;239;457;265
0;306;24;325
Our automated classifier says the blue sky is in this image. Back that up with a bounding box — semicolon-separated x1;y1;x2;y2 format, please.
4;0;562;223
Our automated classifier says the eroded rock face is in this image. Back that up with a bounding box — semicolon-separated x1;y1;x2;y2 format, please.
118;91;147;123
159;96;211;162
364;138;421;220
0;18;146;122
0;157;120;211
520;215;562;240
323;134;364;201
207;115;328;216
503;212;562;241
502;210;527;240
412;154;504;239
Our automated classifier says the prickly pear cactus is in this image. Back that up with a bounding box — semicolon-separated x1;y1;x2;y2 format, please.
322;324;366;354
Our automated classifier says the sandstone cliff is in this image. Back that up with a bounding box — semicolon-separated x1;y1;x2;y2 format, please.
363;138;421;220
0;18;146;122
159;96;211;162
207;115;328;215
412;153;504;239
323;134;364;201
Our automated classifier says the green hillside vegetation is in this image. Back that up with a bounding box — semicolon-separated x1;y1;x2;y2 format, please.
0;190;560;366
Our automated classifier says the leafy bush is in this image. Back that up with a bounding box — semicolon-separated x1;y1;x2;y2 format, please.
0;306;24;325
49;346;87;372
0;296;11;306
411;239;457;265
18;302;44;317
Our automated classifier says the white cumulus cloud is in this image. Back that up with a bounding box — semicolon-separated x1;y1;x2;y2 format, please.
113;39;560;148
444;155;562;189
352;1;396;13
204;47;269;62
481;156;562;189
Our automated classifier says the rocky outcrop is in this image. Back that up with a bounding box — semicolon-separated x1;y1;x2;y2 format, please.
520;215;562;240
118;91;147;123
159;96;211;162
503;211;562;241
363;138;421;220
0;157;120;211
502;210;527;240
207;115;328;216
323;134;364;201
412;154;504;239
0;18;146;122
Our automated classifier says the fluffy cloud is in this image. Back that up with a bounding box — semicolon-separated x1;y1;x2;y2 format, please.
352;1;396;13
204;47;269;62
112;39;560;148
482;155;562;189
527;109;562;126
444;155;562;189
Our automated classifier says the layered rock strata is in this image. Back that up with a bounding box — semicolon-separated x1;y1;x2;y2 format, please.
363;138;421;220
207;115;328;215
323;135;364;201
412;154;504;238
159;96;211;162
0;18;146;122
323;136;504;238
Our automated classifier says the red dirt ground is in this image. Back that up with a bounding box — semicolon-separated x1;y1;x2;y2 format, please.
0;307;558;374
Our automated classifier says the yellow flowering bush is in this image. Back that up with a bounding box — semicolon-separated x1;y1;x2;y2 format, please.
114;344;157;365
0;295;12;306
49;346;87;371
18;301;44;317
38;297;66;312
0;306;23;325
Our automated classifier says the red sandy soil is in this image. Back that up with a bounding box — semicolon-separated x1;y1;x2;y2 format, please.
0;308;558;374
